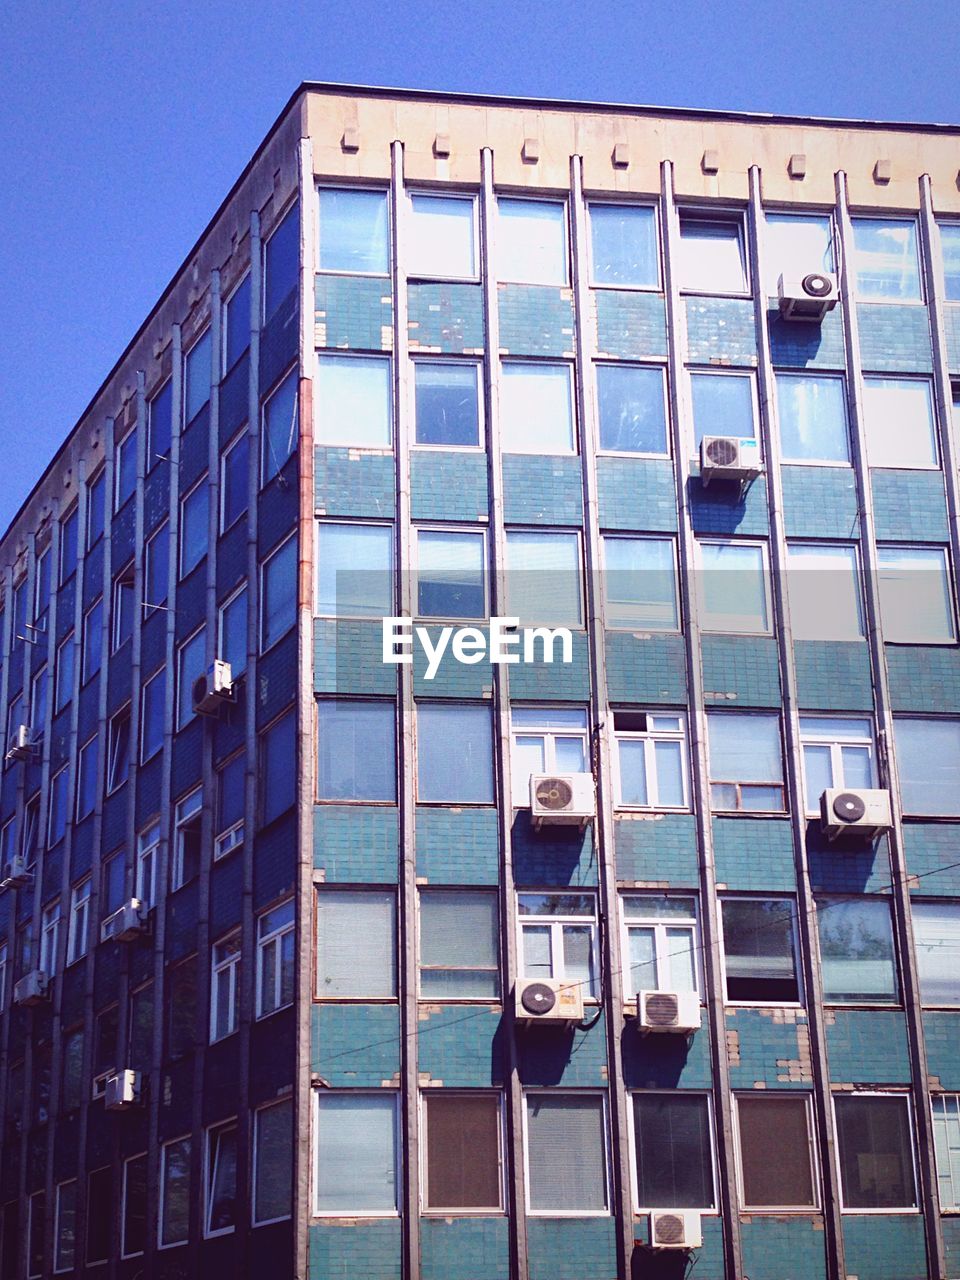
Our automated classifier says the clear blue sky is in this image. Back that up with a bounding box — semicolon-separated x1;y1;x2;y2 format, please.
2;0;958;531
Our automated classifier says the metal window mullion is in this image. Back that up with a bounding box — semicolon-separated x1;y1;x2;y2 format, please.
660;159;743;1280
834;170;946;1277
480;145;529;1278
746;167;846;1280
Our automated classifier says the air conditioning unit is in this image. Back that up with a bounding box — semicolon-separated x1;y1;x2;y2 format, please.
648;1209;702;1250
13;969;49;1006
529;773;595;828
515;978;584;1027
820;788;893;839
104;1069;142;1111
699;436;762;485
100;898;147;944
636;990;702;1034
5;724;35;763
0;855;32;890
778;271;838;321
192;660;234;716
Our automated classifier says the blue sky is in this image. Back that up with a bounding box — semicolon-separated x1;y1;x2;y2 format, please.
1;0;958;530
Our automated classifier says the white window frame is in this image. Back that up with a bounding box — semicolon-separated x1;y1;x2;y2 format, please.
762;210;836;297
851;216;924;304
204;1118;239;1238
215;756;245;859
499;359;577;455
40;901;61;976
786;540;864;641
210;931;241;1043
718;895;803;1008
594;361;670;459
67;879;91;966
406;190;480;282
862;374;939;470
314;518;395;620
120;1152;147;1258
677;212;749;296
418;1089;506;1215
410;355;485;450
627;1089;718;1215
688;366;761;452
832;1091;920;1214
696;538;772;635
587;201;662;292
931;1094;960;1211
775;369;850;466
600;533;680;631
158;1135;192;1248
503;527;585;628
799;716;876;814
312;1089;401;1217
732;1092;820;1212
509;705;590;801
612;711;690;811
496;196;569;286
522;1089;611;1217
136;820;160;908
313;351;393;448
619;894;701;1000
172;787;202;889
256;899;295;1019
517;892;600;1001
315;185;391;278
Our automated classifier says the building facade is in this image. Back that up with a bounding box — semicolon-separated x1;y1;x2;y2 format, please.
1;84;960;1280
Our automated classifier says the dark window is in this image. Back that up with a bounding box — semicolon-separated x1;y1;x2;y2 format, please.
632;1093;715;1209
82;598;103;684
254;1100;293;1224
720;898;800;1003
816;898;899;1004
261;535;297;649
148;380;173;465
112;566;135;650
34;547;52;618
128;984;154;1071
264;203;299;322
61;1028;84;1111
835;1095;917;1209
260;712;295;825
167;957;198;1059
262;371;298;483
86;472;105;549
107;706;131;793
55;635;74;712
417;703;493;803
220;430;249;531
28;1190;44;1278
94;1004;119;1077
180;481;209;578
737;1095;816;1208
115;427;137;509
144;521;169;607
86;1167;112;1265
122;1154;148;1257
101;850;126;917
223;275;251;372
59;507;79;584
184;330;212;425
140;669;165;762
424;1093;502;1210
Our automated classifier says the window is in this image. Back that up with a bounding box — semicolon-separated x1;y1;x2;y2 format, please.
40;901;60;975
315;353;392;447
59;506;78;583
519;893;598;999
149;380;173;466
834;1094;917;1208
112;565;135;651
184;329;212;424
220;429;249;530
816;897;898;1005
504;530;582;626
86;470;105;548
602;535;678;630
497;198;567;285
261;535;297;648
408;193;476;278
317;188;389;274
28;1191;44;1278
218;585;248;677
35;546;51;619
415;527;486;620
678;215;747;293
67;880;91;966
128;984;154;1070
510;706;588;799
932;1095;960;1209
264;202;299;321
877;545;955;642
144;520;169;607
317;699;396;802
23;794;40;865
262;370;298;483
115;427;137;509
30;665;48;734
852;218;922;301
166;956;197;1058
622;895;698;997
180;479;209;576
137;820;160;907
48;767;68;845
0;819;14;869
735;1094;817;1208
314;1093;399;1214
76;734;98;820
223;274;251;372
101;850;126;917
764;212;834;295
121;1154;147;1257
720;897;800;1003
786;542;863;639
423;1092;503;1211
589;203;659;288
172;790;201;890
61;1027;83;1110
799;716;876;811
140;668;165;762
940;223;960;300
525;1094;608;1212
912;902;960;1006
215;755;244;858
690;369;757;446
160;1137;191;1247
177;627;206;728
776;372;849;464
417;703;493;803
205;1120;238;1236
256;899;294;1017
5;692;23;759
54;1180;77;1273
261;712;296;825
596;363;668;455
316;889;397;998
894;718;960;816
413;360;481;447
632;1093;715;1210
419;889;499;998
0;944;6;1012
698;540;770;634
86;1166;111;1264
82;597;103;683
500;362;574;454
210;932;241;1041
315;521;393;617
862;376;937;468
254;1099;293;1224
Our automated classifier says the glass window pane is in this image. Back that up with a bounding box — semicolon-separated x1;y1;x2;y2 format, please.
738;1096;815;1206
803;744;834;801
817;898;898;1004
555;737;586;772
628;927;658;992
590;204;658;288
224;276;250;371
633;1094;715;1208
409;195;475;278
561;925;593;984
776;373;849;463
317;890;396;998
835;1095;916;1208
177;629;206;728
878;546;954;642
526;1095;607;1211
255;1101;293;1223
149;383;173;466
913;902;960;1006
414;363;480;446
505;531;581;626
221;432;249;531
863;377;937;468
317;700;396;802
316;355;392;447
318;189;389;274
425;1093;501;1209
596;364;667;454
185;331;212;424
501;363;574;454
417;530;486;619
420;890;499;998
940;224;960;301
417;704;493;803
264;203;299;322
654;741;685;808
604;536;678;629
894;718;960;816
932;1095;960;1210
786;543;863;640
679;219;747;293
764;214;834;295
161;1139;191;1245
220;589;247;677
691;372;756;445
315;1095;397;1212
721;898;799;1003
700;542;768;633
316;523;393;618
180;484;209;577
665;927;697;992
852;218;921;300
522;925;553;978
498;200;566;285
262;372;298;482
618;740;649;806
262;537;297;649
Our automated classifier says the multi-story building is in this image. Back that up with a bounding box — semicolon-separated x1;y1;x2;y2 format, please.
1;82;960;1280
